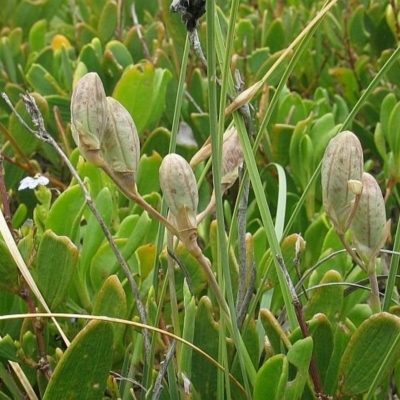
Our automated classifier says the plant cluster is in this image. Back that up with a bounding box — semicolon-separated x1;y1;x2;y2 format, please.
0;0;400;399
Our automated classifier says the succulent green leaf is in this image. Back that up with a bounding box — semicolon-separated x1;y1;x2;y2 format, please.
90;212;151;291
80;187;113;274
0;239;19;295
35;230;79;309
29;19;47;52
92;275;127;353
337;312;400;397
191;297;221;399
43;320;114;400
97;1;118;43
264;18;285;53
105;40;134;69
324;320;355;395
253;354;288;400
136;152;162;195
178;295;196;379
285;337;314;400
26;64;66;96
113;62;172;133
304;270;344;321
45;184;86;242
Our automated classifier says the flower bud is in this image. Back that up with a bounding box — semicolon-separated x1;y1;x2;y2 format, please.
350;172;390;269
70;72;108;166
159;153;198;229
321;131;363;233
191;127;243;223
101;97;140;193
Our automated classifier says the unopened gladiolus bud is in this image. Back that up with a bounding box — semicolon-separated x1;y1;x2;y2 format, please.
159;153;198;220
321;131;363;233
101;97;140;193
350;172;390;269
160;154;200;254
192;127;243;223
70;72;108;166
221;127;243;189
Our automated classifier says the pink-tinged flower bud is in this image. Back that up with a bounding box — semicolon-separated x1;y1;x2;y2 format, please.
160;153;198;219
101;97;140;193
192;127;243;223
70;72;108;166
160;153;200;255
321;131;364;233
350;172;390;269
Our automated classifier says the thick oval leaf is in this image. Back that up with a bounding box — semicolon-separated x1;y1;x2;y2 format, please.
43;320;114;400
113;62;172;134
45;184;86;242
191;297;221;399
0;239;19;295
35;230;79;309
337;312;400;397
304;270;344;321
253;354;288;400
80;187;113;273
286;337;314;400
92;275;127;353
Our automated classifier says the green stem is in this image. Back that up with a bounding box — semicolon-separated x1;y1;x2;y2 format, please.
368;267;381;314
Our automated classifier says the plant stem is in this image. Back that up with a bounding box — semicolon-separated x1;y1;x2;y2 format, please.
276;255;326;399
368;268;381;314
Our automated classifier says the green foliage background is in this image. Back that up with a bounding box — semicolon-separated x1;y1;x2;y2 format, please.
0;0;400;399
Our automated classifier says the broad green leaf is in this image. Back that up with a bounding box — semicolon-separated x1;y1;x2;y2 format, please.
29;19;47;52
43;320;114;400
92;275;127;353
260;309;291;356
105;40;133;69
191;297;221;399
136;153;162;195
304;270;344;321
285;337;314;400
90;212;151;291
0;239;19;295
113;62;172;134
178;294;196;379
45;184;86;242
35;230;79;309
97;1;117;43
324;320;355;395
26;64;67;96
337;312;400;397
235;19;255;54
264;18;285;53
253;354;287;400
80;187;113;274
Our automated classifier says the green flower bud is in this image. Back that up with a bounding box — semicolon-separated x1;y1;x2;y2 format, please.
159;153;198;229
70;72;108;166
350;172;390;269
321;131;364;233
101;97;140;193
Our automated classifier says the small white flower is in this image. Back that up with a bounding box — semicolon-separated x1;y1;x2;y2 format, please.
18;175;49;191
